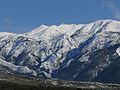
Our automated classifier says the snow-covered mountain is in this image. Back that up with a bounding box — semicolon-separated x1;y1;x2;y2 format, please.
0;19;120;83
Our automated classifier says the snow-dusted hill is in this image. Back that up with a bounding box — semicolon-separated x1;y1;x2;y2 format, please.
0;20;120;83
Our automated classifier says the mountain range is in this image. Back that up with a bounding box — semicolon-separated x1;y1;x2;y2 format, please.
0;19;120;83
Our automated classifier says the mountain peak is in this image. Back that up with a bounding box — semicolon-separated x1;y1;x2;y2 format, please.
39;24;49;28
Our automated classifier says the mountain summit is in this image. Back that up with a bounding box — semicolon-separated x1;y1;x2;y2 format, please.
0;20;120;83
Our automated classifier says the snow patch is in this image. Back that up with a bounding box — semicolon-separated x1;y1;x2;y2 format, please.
0;58;37;76
116;47;120;56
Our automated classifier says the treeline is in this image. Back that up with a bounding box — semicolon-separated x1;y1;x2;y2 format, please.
0;80;104;90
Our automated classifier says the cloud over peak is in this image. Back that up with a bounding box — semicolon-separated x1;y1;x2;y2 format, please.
102;0;120;20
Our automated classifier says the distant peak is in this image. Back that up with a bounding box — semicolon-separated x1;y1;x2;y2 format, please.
33;24;49;31
40;24;49;27
38;24;49;29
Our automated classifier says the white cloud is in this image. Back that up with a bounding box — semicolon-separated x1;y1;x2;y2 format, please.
0;18;33;33
114;10;120;19
0;25;33;33
3;18;13;25
102;0;120;20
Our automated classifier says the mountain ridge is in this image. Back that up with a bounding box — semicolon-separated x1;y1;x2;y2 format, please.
0;19;120;83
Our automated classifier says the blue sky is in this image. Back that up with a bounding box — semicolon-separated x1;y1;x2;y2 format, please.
0;0;120;33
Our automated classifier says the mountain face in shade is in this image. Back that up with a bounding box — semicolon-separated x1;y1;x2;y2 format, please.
0;20;120;83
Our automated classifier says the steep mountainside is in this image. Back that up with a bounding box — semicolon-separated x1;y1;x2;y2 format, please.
0;20;120;83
